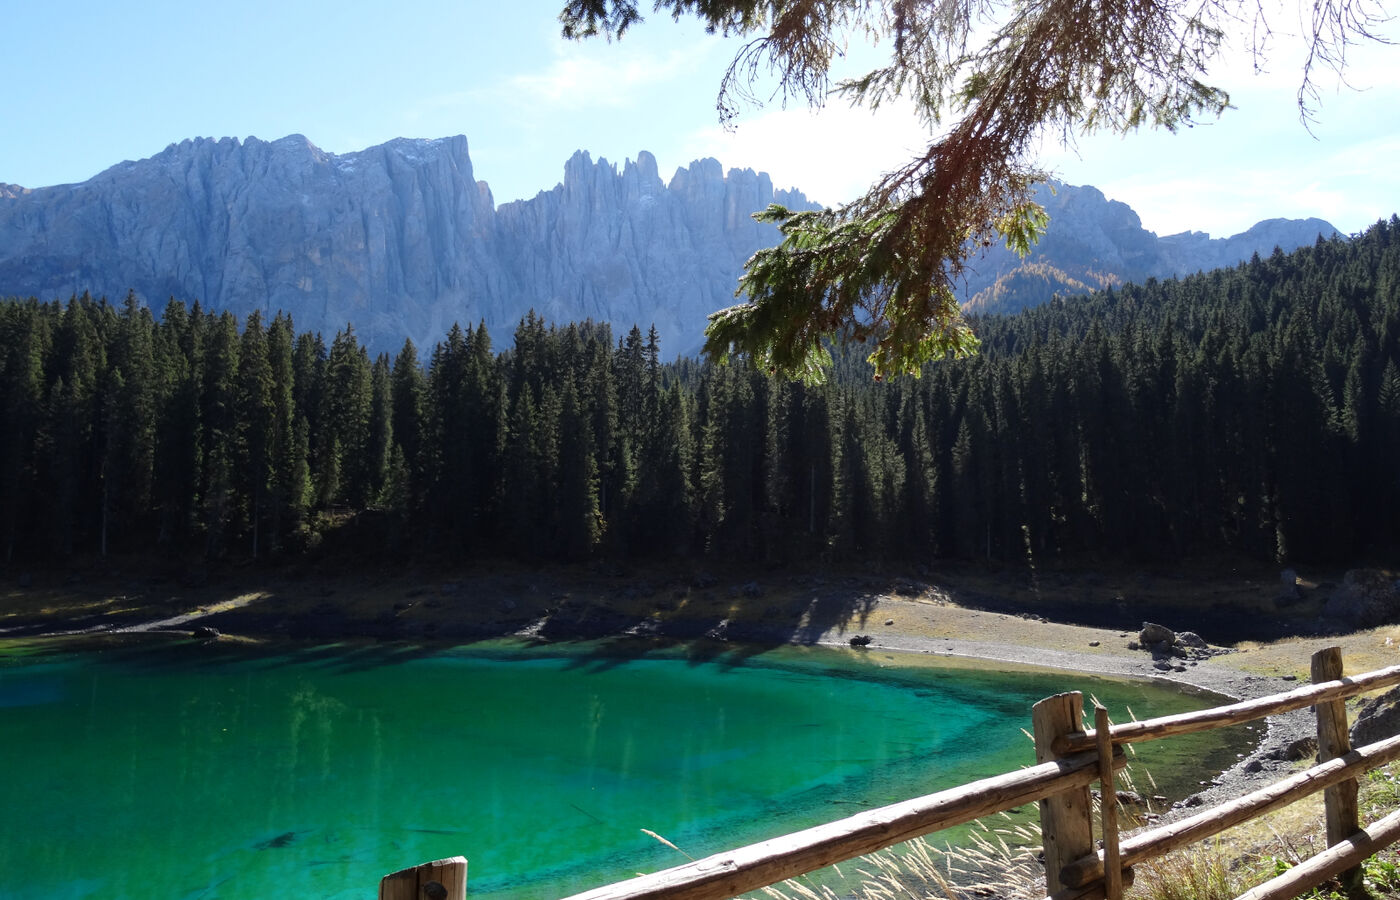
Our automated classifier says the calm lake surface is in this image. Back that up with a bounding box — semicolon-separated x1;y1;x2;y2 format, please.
0;639;1247;900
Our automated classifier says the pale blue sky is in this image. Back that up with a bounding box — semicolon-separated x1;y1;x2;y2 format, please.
5;0;1396;237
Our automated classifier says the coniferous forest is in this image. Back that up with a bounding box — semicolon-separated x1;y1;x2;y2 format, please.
2;219;1398;568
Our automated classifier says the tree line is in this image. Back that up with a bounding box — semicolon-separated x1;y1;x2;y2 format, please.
2;217;1398;567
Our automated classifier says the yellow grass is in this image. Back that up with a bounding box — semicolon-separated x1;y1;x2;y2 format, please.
1233;627;1400;685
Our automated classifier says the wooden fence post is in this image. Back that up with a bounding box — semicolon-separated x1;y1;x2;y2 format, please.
379;856;468;900
1095;704;1123;900
1312;647;1361;893
1034;692;1096;897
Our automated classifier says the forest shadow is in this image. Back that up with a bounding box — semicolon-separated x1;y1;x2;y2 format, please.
10;560;1307;670
529;575;889;673
6;565;910;666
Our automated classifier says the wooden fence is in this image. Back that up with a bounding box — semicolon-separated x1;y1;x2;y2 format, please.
381;647;1400;900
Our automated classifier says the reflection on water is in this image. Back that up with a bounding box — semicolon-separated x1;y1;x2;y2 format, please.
0;639;1247;900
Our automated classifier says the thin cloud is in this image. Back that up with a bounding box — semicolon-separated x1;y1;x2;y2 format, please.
506;40;720;110
1326;133;1400;177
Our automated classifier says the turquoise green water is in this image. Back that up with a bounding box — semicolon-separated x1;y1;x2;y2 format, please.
0;640;1241;900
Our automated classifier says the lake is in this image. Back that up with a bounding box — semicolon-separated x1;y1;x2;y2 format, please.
0;638;1247;900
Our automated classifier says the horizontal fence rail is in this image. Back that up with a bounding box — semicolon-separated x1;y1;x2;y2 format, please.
1060;732;1400;888
382;648;1400;900
1234;807;1400;900
1056;662;1400;756
557;748;1124;900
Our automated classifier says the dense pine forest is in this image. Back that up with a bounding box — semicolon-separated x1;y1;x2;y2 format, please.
2;218;1398;568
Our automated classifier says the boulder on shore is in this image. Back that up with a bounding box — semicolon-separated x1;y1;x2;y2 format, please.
1133;622;1222;662
1322;569;1400;628
1140;622;1176;645
1352;684;1400;748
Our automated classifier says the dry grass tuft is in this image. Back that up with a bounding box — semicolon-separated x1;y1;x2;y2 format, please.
753;816;1044;900
1128;844;1249;900
755;762;1400;900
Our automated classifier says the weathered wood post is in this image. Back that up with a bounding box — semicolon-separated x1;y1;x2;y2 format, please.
1095;704;1123;900
1312;647;1362;893
379;856;468;900
1033;692;1096;897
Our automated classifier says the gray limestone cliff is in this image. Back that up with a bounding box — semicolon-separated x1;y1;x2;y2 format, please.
0;134;1342;350
0;135;813;355
492;150;812;354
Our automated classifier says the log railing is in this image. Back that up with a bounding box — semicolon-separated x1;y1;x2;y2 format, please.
382;648;1400;900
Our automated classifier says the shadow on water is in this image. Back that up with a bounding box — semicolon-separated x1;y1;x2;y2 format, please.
0;633;448;676
3;570;906;681
531;581;885;674
3;630;761;681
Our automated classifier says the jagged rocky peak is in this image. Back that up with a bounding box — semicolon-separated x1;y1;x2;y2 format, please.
558;150;628;205
667;157;730;208
625;150;661;183
0;134;821;356
486;147;819;354
671;156;725;185
357;135;474;171
131;133;479;183
0;134;1346;355
551;149;672;208
621;151;664;203
159;135;243;156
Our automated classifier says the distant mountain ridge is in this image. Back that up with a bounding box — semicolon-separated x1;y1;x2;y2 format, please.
960;182;1340;315
0;135;816;355
0;134;1338;352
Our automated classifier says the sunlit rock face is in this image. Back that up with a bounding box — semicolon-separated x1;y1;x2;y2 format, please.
0;135;814;356
0;135;499;350
0;134;1335;350
492;149;815;355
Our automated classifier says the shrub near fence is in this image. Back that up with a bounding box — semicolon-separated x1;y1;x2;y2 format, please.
382;648;1400;900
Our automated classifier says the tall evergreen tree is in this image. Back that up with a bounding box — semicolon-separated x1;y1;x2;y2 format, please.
266;313;305;551
390;338;426;509
0;301;49;561
152;299;203;550
200;310;240;556
556;379;603;559
236;310;275;557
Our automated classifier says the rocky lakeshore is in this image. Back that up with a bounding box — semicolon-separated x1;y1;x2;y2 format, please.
820;612;1323;815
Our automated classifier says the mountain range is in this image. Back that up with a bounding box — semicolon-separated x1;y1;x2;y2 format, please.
0;134;1338;355
960;183;1340;315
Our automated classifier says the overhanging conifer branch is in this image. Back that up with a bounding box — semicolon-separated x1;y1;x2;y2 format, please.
561;0;1385;379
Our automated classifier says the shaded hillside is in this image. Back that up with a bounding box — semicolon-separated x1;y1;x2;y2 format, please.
961;182;1338;314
